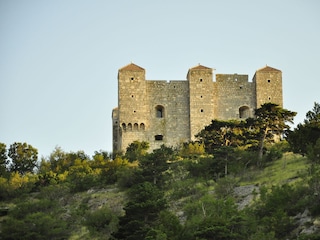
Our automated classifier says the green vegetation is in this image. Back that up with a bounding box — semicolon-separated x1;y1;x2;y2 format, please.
1;103;320;239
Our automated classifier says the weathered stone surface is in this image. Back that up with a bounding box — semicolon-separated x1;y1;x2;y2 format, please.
113;63;283;152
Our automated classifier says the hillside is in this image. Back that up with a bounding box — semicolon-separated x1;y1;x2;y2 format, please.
1;151;320;240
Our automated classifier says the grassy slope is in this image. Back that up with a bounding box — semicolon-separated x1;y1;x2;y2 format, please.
239;152;309;186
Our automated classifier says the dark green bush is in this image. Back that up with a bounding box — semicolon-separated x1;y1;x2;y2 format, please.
84;205;119;236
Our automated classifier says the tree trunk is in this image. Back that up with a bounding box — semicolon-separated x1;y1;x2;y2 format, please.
258;128;268;166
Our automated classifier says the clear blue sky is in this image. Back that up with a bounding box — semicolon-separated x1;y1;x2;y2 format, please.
1;0;319;158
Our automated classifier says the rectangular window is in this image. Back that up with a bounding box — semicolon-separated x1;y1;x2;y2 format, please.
155;135;163;141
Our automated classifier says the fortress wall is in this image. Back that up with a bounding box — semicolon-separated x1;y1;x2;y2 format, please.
146;81;190;150
114;63;283;153
215;74;255;119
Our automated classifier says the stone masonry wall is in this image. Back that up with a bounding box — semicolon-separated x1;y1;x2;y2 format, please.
113;63;283;153
146;81;190;150
215;74;255;120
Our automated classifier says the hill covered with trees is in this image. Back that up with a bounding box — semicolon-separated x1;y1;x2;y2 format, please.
0;102;320;240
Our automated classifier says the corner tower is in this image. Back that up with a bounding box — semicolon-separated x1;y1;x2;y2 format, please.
117;63;148;152
187;64;214;140
253;66;283;108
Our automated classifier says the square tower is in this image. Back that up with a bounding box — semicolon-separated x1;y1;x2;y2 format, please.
253;66;283;108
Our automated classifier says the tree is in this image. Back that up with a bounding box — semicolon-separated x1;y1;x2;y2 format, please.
254;103;296;163
45;147;89;174
8;142;38;174
2;199;69;239
140;145;174;186
180;142;205;157
125;140;149;162
114;182;167;239
196;119;258;155
287;102;320;157
0;143;8;176
183;195;250;240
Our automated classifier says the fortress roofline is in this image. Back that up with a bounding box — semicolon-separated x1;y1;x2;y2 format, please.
189;64;211;70
119;62;145;71
256;65;281;72
187;64;212;78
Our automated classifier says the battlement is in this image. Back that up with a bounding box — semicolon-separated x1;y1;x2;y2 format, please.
216;74;249;83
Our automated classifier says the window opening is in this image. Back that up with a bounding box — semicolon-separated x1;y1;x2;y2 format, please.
268;79;271;83
122;123;126;131
199;78;203;82
140;123;145;130
156;105;164;118
200;109;204;112
239;106;250;119
155;135;163;141
134;123;138;130
130;77;134;80
128;123;132;131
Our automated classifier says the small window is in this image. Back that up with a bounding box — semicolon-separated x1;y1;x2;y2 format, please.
156;105;164;118
134;123;138;130
268;79;271;83
130;77;134;80
239;86;243;89
128;123;132;131
200;95;203;98
199;78;203;82
268;97;271;100
200;109;204;112
239;106;250;119
140;123;145;130
133;110;136;113
131;95;134;98
122;123;126;131
155;135;163;141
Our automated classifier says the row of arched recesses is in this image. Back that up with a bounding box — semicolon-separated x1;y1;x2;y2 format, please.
122;123;145;132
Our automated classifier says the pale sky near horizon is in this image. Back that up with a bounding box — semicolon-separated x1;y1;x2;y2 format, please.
1;0;319;158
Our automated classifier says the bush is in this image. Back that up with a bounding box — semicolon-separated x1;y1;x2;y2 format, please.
214;176;238;199
84;205;119;237
2;212;69;240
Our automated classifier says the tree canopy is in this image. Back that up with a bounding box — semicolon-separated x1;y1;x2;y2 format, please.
287;102;320;159
8;142;38;174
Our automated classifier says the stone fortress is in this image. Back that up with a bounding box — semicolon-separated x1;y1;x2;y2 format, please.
112;63;283;153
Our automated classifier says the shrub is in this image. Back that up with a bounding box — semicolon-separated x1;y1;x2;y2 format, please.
84;205;119;236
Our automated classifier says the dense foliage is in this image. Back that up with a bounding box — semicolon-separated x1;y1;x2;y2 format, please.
1;102;320;239
288;102;320;162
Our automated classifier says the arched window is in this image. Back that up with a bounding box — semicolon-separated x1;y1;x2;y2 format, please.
239;106;250;119
155;105;164;118
128;123;132;131
122;123;126;132
140;123;145;130
133;123;138;131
